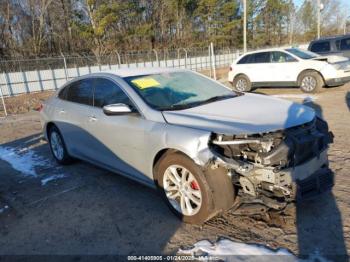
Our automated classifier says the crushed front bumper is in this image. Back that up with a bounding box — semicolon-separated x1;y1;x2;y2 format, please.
295;166;334;200
325;76;350;86
208;117;334;205
213;148;334;203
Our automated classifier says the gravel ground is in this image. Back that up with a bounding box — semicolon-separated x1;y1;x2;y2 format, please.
0;82;349;260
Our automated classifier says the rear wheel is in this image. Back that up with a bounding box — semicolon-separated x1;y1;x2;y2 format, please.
232;75;252;92
298;71;324;93
48;125;73;165
155;152;235;224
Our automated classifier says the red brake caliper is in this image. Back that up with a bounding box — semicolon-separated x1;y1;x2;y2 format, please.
190;180;199;190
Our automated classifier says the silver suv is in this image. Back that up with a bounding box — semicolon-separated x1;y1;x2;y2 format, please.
308;35;350;58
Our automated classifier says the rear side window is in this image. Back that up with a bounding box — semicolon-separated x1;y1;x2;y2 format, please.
340;38;350;50
66;79;94;106
237;54;252;64
237;52;270;64
310;41;330;52
58;86;68;100
252;52;270;63
93;78;133;108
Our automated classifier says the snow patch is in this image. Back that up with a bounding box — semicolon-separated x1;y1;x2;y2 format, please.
179;239;293;259
0;146;49;177
179;239;330;262
41;174;66;186
272;94;317;103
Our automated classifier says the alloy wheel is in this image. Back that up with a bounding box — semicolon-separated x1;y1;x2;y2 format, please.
50;131;64;161
163;165;202;216
236;78;248;92
301;76;317;92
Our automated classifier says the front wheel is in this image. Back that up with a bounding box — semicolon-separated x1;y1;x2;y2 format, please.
232;75;252;92
155;152;235;224
298;71;324;93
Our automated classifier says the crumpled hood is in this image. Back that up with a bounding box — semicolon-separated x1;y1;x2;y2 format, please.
312;55;349;64
162;93;315;135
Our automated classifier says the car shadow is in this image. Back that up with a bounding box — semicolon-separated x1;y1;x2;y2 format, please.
0;133;182;255
291;99;348;261
346;91;350;111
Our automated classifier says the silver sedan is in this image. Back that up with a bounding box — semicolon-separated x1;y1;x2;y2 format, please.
40;68;333;224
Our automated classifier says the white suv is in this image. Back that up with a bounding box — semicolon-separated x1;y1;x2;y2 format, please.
228;48;350;93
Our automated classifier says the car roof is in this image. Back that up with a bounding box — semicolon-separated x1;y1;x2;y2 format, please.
91;67;185;78
241;47;293;56
310;34;350;43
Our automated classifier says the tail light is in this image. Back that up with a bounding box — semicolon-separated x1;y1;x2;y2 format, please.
229;66;233;71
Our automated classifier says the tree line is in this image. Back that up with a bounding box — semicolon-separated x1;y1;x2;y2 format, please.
0;0;348;59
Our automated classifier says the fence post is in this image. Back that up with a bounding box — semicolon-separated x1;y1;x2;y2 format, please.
22;71;30;93
164;50;168;67
208;46;212;78
210;42;216;80
143;51;146;67
0;83;7;117
152;49;159;67
183;48;188;69
3;72;13;96
36;70;44;91
51;68;58;90
116;51;121;69
61;53;68;81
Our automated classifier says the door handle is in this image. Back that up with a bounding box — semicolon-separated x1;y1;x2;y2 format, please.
59;109;65;114
88;115;97;122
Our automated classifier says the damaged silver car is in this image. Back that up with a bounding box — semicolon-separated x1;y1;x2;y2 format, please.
40;68;334;224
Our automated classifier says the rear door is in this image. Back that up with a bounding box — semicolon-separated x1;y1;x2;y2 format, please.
54;78;95;159
241;52;271;83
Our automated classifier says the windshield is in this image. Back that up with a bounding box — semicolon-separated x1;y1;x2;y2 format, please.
124;71;237;111
285;48;319;59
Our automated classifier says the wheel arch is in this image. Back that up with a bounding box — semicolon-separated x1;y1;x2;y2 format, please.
233;73;250;81
45;122;57;139
152;147;236;220
297;69;325;85
152;148;192;179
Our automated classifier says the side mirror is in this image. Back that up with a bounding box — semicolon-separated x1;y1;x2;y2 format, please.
103;103;133;116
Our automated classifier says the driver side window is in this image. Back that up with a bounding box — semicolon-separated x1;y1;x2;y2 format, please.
93;78;133;108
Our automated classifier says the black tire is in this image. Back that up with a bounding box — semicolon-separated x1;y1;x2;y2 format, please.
298;70;324;93
232;75;252;92
48;125;73;165
154;152;235;224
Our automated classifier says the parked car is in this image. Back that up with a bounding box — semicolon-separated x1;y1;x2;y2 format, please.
308;34;350;58
40;68;333;224
228;47;350;93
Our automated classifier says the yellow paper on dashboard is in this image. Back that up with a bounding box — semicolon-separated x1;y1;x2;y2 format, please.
131;77;160;89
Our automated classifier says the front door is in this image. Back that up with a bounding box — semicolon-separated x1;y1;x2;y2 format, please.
84;77;152;184
268;51;300;84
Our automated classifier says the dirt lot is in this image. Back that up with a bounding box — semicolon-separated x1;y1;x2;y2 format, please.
0;81;349;260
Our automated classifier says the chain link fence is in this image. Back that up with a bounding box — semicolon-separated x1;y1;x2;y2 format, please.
0;46;241;117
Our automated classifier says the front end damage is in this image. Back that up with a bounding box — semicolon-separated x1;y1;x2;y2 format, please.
208;117;334;206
